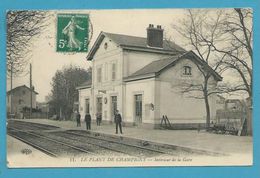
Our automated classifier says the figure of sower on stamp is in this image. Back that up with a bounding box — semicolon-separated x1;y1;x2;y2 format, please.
62;16;85;51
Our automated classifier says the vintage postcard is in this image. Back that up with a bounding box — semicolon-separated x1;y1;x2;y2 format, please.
6;8;253;168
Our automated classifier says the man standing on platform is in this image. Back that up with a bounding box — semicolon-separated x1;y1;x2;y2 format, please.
114;110;123;134
96;113;102;126
76;111;81;127
85;113;91;130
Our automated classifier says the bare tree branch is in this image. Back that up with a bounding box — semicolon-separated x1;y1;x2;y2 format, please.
6;11;49;77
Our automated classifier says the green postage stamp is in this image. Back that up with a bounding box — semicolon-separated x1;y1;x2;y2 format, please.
56;14;89;52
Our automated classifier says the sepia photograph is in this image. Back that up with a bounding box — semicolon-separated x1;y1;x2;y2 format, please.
6;8;253;167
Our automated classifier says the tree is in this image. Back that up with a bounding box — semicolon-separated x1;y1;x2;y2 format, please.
210;8;253;101
6;11;49;114
6;11;49;77
49;65;91;120
172;9;226;128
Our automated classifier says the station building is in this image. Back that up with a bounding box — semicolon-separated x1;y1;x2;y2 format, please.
77;24;222;129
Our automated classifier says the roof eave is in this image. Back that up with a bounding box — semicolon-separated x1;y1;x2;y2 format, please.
76;85;92;90
121;45;180;55
123;73;155;82
7;85;39;95
215;75;223;82
86;32;105;61
186;51;223;81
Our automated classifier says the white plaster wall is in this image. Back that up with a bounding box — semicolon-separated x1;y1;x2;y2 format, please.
78;88;92;121
90;35;125;122
209;94;218;122
156;58;218;124
92;36;123;86
159;58;217;86
92;85;123;122
123;50;172;77
125;78;155;124
157;81;206;123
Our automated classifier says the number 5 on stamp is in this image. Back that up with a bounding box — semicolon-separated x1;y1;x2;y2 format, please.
56;14;89;52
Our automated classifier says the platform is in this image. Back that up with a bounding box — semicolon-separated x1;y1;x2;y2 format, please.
8;118;252;156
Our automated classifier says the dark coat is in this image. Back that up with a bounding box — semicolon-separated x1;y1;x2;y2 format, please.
76;113;81;120
96;113;102;120
85;113;91;122
114;113;122;123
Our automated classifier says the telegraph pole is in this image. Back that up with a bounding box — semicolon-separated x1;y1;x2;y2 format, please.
30;63;32;119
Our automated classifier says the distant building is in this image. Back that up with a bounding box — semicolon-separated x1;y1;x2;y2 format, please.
7;85;38;117
36;102;49;113
225;99;245;111
77;24;222;129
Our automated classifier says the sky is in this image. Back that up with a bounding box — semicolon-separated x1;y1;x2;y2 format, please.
6;9;246;102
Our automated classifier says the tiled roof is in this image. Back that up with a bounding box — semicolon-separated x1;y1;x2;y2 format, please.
128;56;180;77
76;80;92;89
104;32;186;53
86;32;186;60
7;85;39;95
124;51;222;82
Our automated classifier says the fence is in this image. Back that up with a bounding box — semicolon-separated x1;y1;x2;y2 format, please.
22;112;49;119
216;107;252;135
216;110;245;129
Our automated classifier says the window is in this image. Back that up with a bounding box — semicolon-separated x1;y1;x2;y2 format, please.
97;67;102;83
96;97;102;115
183;66;192;76
134;94;143;123
112;63;116;81
18;99;23;105
85;99;90;114
104;42;108;49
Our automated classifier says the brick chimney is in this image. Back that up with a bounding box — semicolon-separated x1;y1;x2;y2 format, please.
146;24;164;48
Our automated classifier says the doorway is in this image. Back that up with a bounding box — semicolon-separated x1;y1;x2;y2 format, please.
96;97;102;115
134;94;142;124
85;99;90;114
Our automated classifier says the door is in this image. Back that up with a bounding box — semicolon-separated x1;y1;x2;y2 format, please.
111;96;117;120
96;97;102;115
85;99;90;114
134;94;142;124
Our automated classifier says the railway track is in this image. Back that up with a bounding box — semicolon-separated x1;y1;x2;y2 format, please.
8;120;59;131
7;120;210;158
37;131;171;157
65;130;177;156
7;121;173;157
8;129;58;157
8;127;96;157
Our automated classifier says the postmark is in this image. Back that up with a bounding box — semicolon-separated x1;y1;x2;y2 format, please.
56;14;89;52
21;148;32;155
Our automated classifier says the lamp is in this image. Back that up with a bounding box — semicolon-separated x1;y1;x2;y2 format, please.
98;90;106;94
150;103;154;111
